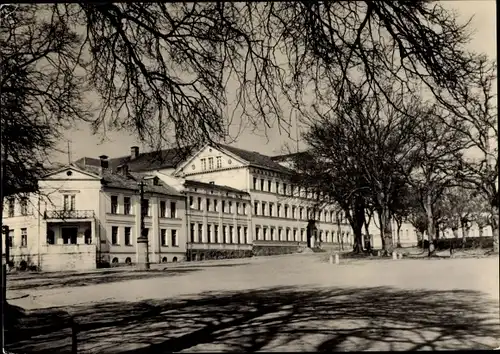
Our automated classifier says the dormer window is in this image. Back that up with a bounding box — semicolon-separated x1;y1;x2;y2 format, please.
153;176;160;186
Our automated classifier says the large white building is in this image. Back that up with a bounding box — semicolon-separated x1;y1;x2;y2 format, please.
4;143;489;272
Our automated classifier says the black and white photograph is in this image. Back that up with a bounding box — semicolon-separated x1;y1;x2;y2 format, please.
1;1;498;352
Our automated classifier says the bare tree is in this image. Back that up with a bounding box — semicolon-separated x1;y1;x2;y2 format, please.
0;5;89;216
404;105;470;255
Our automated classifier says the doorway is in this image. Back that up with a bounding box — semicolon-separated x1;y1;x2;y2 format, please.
62;227;78;244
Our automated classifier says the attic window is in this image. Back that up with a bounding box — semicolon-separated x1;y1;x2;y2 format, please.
153;177;160;186
66;171;73;176
209;181;215;185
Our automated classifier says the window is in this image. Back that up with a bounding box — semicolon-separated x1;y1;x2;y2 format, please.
269;203;274;217
253;177;257;190
46;230;54;245
222;200;226;213
263;227;268;240
198;197;202;210
207;224;212;243
277;204;281;217
142;199;150;217
125;227;131;245
190;223;195;243
276;181;280;194
208;157;214;169
229;201;233;213
261;202;266;216
63;195;76;211
286;228;290;241
206;198;211;212
244;227;248;244
198;223;203;243
20;198;28;216
111;226;118;245
229;226;234;243
270;228;275;241
267;180;272;192
254;202;258;215
260;179;264;191
299;207;304;220
255;226;260;240
216;156;222;168
236;202;240;214
7;198;14;217
111;195;118;214
214;199;218;212
242;203;247;215
124;197;131;215
285;205;289;218
170;202;177;218
21;228;27;247
331;211;335;223
214;225;219;243
324;210;328;222
201;158;207;171
283;183;287;195
223;225;227;243
171;230;178;246
301;229;305;241
278;228;283;241
161;229;167;246
292;206;296;219
160;201;166;218
237;226;242;244
189;196;194;208
293;229;297;241
325;231;329;243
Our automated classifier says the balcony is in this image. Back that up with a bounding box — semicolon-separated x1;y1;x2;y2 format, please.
44;210;95;220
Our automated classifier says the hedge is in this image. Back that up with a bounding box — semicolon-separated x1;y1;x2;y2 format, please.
418;237;494;250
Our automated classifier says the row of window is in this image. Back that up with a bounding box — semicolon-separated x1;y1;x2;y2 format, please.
252;178;321;199
6;197;30;217
189;197;248;215
253;201;343;223
255;226;348;243
200;156;223;170
110;226;179;247
110;196;178;218
5;228;27;247
189;223;249;244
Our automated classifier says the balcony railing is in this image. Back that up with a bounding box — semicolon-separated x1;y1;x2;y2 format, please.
44;210;95;220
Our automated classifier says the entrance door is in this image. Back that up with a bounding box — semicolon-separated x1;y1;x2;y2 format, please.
62;227;78;244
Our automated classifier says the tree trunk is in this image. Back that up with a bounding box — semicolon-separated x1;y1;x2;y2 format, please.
380;208;393;255
492;208;499;253
363;213;372;251
452;227;459;238
396;224;402;248
424;194;435;256
461;221;469;249
416;230;423;248
378;212;385;251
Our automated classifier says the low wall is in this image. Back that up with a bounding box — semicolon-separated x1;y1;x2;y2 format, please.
40;245;97;272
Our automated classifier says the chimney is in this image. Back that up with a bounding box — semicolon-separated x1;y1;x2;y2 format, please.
99;155;109;174
130;146;139;160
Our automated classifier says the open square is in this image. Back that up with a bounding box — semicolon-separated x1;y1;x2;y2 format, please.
7;253;500;352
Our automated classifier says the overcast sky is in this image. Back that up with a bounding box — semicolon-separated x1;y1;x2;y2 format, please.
55;1;497;163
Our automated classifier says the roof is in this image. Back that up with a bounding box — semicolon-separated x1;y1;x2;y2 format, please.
74;146;196;173
218;144;293;174
270;151;309;163
74;163;182;196
184;179;249;195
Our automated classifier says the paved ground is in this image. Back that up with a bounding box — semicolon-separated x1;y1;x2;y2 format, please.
6;253;500;352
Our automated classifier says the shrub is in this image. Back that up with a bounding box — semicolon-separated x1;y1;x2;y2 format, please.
418;237;494;250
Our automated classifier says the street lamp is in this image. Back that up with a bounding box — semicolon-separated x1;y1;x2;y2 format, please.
137;180;150;270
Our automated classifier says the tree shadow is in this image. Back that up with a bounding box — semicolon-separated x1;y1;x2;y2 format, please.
7;268;199;291
6;286;499;353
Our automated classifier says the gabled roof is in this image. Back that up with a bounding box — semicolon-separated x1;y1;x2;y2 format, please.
74;164;182;196
183;179;249;195
271;151;309;163
74;145;196;173
218;144;293;174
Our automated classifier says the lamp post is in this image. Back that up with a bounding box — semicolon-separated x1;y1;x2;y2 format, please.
137;181;150;270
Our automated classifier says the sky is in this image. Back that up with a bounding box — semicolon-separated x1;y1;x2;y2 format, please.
54;1;497;164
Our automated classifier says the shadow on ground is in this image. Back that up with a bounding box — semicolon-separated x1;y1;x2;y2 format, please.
7;268;199;291
6;286;500;353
